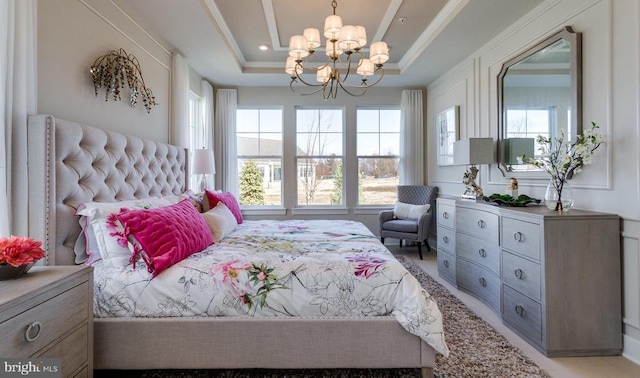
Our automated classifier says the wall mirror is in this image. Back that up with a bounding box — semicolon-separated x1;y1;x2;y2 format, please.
497;26;582;176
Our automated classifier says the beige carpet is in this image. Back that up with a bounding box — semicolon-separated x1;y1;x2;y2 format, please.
95;256;550;378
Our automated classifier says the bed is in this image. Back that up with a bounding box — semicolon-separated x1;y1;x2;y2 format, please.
26;114;447;377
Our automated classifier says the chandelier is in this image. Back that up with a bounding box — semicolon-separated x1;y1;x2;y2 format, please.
285;1;389;100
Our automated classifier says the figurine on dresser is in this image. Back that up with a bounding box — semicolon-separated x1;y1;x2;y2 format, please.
462;165;483;198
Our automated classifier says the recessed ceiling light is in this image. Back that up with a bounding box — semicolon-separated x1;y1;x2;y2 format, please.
258;44;270;51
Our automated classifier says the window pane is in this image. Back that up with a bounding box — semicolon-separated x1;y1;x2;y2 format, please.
297;158;343;206
237;133;259;155
260;110;283;132
296;110;318;132
357;134;379;155
357;110;379;132
320;133;343;155
297;133;317;156
358;158;398;205
380;133;399;155
238;158;282;206
379;110;401;132
237;110;259;132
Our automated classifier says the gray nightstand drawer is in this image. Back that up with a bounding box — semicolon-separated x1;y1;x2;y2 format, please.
503;285;543;344
0;282;89;358
437;226;455;254
456;208;499;243
437;249;456;285
437;202;455;229
502;217;541;261
502;251;541;301
457;259;500;312
457;233;500;275
36;323;88;376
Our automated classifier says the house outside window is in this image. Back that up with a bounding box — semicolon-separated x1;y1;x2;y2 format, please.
357;108;400;205
296;108;343;206
236;109;283;206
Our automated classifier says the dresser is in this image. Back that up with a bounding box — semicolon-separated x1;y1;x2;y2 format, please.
436;198;456;286
0;266;93;377
436;199;622;357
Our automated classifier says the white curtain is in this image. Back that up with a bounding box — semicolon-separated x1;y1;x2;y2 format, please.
171;52;189;148
214;89;237;196
399;89;425;185
1;0;37;237
201;80;214;189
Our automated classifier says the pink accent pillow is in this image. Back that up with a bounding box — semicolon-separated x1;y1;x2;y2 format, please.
205;190;243;224
117;199;213;277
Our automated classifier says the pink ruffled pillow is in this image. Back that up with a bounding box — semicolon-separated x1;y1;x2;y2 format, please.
117;199;213;277
205;190;243;224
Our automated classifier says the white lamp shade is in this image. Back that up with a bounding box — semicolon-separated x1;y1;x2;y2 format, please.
324;14;342;40
338;25;359;51
453;138;494;166
303;28;321;49
502;138;535;165
356;58;374;77
288;35;309;58
192;149;216;174
369;41;389;64
356;25;367;47
325;39;343;58
285;56;302;76
317;65;332;83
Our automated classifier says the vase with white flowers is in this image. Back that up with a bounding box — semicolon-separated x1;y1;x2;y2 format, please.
526;122;604;212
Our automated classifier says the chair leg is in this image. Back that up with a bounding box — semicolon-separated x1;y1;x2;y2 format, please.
399;239;403;247
417;243;423;260
424;239;431;252
381;237;385;244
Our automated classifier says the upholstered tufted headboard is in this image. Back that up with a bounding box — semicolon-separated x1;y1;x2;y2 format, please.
27;115;186;265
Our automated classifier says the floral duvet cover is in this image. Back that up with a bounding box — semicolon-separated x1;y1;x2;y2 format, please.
93;219;449;356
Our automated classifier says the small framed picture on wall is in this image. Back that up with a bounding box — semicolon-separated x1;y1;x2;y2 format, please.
436;106;459;166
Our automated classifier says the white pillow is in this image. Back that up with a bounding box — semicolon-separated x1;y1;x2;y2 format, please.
201;202;238;243
393;201;431;220
75;197;174;267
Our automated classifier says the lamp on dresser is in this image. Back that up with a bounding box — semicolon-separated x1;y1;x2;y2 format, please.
192;148;215;192
453;138;494;199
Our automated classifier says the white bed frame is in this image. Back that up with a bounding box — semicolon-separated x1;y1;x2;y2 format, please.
26;114;435;377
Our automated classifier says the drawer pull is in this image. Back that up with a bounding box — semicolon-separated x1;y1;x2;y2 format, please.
477;220;485;228
513;232;523;242
24;321;42;342
478;277;487;287
442;236;449;243
443;260;449;268
478;248;486;257
515;305;525;317
442;212;449;219
515;269;524;279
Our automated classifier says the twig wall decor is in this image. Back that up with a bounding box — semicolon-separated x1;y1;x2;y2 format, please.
90;48;158;113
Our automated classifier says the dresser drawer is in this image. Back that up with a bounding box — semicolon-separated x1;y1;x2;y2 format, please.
35;323;88;376
502;251;542;302
0;282;89;357
457;233;500;275
437;226;455;254
502;217;541;261
437;249;456;285
503;285;543;344
457;259;500;312
456;208;499;243
437;202;455;229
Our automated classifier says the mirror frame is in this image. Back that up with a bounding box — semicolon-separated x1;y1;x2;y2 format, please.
497;26;582;176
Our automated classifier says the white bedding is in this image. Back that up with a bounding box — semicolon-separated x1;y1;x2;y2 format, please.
93;219;449;356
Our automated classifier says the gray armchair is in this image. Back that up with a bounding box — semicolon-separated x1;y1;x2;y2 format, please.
378;185;438;260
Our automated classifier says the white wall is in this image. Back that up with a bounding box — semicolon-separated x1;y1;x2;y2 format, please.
427;0;640;362
37;0;173;142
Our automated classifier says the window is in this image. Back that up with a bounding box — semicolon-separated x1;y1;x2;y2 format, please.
188;92;204;190
505;107;555;158
357;109;400;205
296;108;343;206
236;109;283;206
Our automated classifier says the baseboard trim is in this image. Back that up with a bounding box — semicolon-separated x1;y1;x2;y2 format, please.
623;334;640;365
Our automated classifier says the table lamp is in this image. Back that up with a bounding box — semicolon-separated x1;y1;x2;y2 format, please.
453;138;494;199
192;148;215;192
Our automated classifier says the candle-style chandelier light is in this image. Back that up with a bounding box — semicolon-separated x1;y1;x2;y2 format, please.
285;1;389;100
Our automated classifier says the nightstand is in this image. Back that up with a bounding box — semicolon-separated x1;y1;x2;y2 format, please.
0;265;93;377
